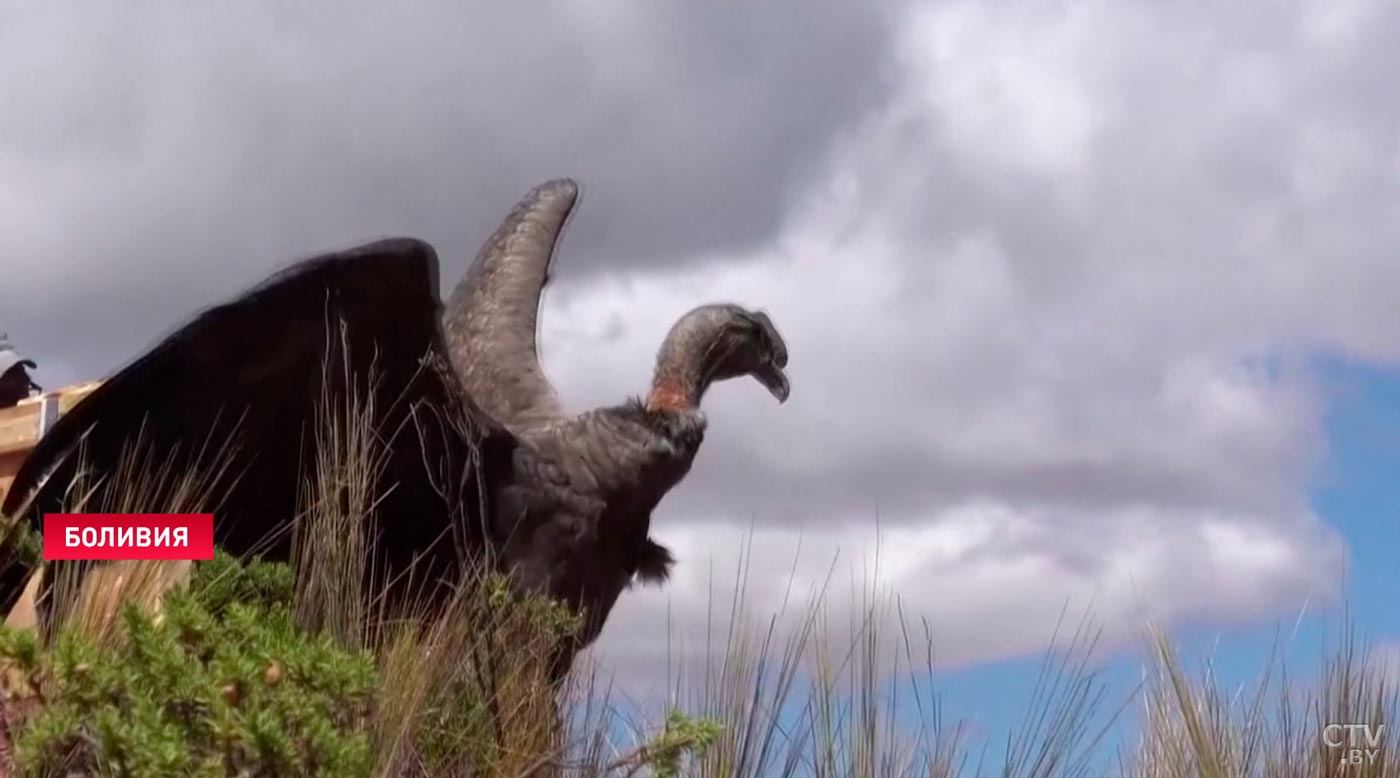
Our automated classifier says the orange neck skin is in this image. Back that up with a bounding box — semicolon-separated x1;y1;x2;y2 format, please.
645;381;693;414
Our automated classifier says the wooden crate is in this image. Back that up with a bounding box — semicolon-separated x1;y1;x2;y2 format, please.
0;383;105;630
0;383;101;504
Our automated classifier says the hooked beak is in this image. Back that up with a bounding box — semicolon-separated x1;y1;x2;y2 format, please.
755;361;790;404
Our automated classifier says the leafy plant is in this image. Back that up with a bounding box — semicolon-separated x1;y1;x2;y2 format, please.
0;551;376;778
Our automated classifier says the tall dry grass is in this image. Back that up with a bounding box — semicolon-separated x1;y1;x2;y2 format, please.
1125;620;1398;778
31;421;239;650
0;357;1393;777
633;544;1118;778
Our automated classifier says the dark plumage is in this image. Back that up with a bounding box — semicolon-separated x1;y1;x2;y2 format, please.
0;239;509;635
0;179;790;678
443;180;790;675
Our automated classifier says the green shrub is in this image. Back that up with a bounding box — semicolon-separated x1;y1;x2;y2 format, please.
0;552;376;778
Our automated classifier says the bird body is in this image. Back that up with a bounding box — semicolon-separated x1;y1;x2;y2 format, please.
0;178;789;679
443;181;789;674
498;399;706;668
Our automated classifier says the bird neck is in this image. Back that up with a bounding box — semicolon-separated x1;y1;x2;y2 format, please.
646;361;703;413
645;337;719;414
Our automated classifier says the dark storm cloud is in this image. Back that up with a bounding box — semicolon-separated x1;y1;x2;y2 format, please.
0;0;900;385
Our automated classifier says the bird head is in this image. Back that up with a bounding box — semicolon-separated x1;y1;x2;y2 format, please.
648;304;790;411
712;307;790;403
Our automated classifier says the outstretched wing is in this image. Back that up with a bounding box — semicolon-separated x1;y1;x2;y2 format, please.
0;238;518;619
442;178;579;432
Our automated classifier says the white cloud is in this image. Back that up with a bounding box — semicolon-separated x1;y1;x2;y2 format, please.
583;504;1339;692
539;169;1345;682
527;0;1400;684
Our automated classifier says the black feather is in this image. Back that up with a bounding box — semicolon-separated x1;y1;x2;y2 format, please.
633;539;675;584
0;238;518;632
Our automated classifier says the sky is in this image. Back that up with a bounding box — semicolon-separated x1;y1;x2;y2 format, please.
2;0;1398;753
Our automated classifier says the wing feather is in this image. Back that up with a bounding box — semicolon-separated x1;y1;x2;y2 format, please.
442;178;578;432
0;238;518;622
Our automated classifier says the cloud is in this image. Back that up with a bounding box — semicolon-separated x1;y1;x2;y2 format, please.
0;0;897;384
540;0;1399;679
4;0;1398;685
585;506;1340;691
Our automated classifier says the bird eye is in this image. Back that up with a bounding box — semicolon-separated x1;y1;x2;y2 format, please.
737;317;765;343
745;313;777;344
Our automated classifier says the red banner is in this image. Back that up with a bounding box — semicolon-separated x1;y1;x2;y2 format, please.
42;514;215;561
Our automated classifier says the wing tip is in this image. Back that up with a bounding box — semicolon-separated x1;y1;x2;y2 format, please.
323;237;441;295
533;178;579;202
521;179;581;219
349;236;438;262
